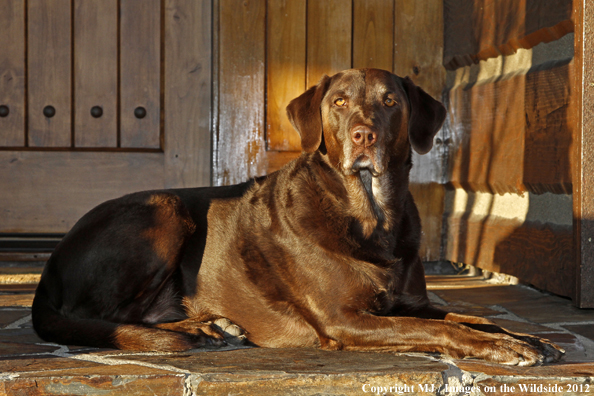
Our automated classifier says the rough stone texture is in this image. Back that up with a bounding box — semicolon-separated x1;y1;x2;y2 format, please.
563;324;594;341
0;275;593;395
1;375;187;396
475;378;592;396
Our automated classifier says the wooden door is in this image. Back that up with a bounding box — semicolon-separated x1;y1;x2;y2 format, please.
0;0;212;233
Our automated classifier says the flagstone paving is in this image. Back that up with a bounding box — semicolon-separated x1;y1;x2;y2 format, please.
0;274;593;395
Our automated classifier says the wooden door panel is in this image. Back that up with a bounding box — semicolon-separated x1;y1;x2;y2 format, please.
0;151;164;233
306;0;352;87
74;0;118;148
27;0;72;147
394;0;445;99
266;0;306;152
214;0;266;186
0;0;25;147
120;0;161;149
353;0;394;70
163;0;212;188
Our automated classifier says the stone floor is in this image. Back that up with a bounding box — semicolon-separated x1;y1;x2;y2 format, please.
1;269;594;395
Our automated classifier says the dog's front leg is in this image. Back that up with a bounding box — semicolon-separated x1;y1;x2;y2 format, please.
316;312;548;366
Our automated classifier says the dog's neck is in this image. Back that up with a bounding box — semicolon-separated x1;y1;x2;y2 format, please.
310;151;407;239
345;170;398;238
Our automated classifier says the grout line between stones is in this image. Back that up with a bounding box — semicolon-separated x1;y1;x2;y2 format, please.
4;314;32;329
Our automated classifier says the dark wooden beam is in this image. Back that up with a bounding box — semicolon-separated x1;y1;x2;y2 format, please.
572;0;594;308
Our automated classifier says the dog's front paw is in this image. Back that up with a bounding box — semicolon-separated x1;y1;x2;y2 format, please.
507;333;565;363
452;331;546;366
212;318;248;346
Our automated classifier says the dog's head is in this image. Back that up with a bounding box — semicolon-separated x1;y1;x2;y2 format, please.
286;69;446;177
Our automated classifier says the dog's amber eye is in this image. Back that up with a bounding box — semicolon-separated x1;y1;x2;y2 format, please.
384;98;396;107
334;98;346;107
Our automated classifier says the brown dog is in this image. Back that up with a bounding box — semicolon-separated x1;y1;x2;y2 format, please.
32;68;563;365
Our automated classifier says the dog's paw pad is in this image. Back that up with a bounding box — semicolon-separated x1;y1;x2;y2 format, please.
213;318;248;345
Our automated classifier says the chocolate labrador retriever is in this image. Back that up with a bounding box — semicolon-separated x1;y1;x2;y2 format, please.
33;68;563;365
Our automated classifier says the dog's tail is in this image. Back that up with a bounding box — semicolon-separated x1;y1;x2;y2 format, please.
31;284;209;352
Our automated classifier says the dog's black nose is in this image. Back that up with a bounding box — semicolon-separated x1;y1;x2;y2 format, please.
351;125;377;147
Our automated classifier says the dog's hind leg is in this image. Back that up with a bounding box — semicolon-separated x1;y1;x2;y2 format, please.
32;288;225;351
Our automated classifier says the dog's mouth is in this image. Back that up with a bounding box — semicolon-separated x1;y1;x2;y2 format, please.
351;155;380;177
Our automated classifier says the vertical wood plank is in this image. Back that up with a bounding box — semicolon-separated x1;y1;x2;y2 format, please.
394;0;444;99
267;0;306;152
28;0;72;147
573;0;594;307
0;0;25;147
164;0;212;188
394;0;446;262
214;0;266;186
74;0;118;148
306;0;352;87
353;0;393;70
120;0;161;149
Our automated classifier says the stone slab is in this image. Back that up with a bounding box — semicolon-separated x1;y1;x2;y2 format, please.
475;377;592;396
0;341;58;356
490;318;557;334
117;348;449;395
432;284;543;306
442;300;504;317
116;348;450;375
0;310;30;328
500;298;594;324
563;324;594;342
0;294;34;308
1;373;186;396
0;356;102;373
457;360;594;377
0;328;46;345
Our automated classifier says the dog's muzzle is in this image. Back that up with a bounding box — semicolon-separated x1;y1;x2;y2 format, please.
348;125;382;176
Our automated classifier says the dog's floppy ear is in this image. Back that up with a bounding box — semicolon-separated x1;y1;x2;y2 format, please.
286;75;332;153
401;76;446;154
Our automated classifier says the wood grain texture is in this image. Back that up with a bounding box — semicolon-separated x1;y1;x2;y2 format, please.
523;63;573;195
409;183;445;262
393;0;446;261
27;0;72;147
306;0;352;87
266;0;306;152
572;0;594;308
0;151;165;233
445;214;574;298
443;0;574;70
214;0;266;186
120;0;161;149
353;0;393;71
266;151;301;174
394;0;445;99
444;63;572;195
0;0;25;147
164;0;212;188
74;0;118;148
